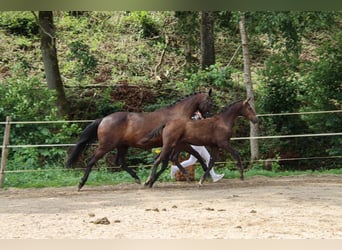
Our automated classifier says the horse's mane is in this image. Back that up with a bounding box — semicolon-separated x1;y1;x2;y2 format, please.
167;91;206;108
219;99;243;114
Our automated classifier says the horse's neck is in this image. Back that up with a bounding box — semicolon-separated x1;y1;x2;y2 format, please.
222;103;242;127
167;97;200;117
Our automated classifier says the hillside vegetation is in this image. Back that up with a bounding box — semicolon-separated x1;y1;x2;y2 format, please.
0;11;341;180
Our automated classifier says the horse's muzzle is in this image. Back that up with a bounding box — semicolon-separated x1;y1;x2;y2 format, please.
252;117;259;124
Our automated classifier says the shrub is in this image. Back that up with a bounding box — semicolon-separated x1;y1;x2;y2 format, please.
0;12;39;37
122;11;160;38
67;40;98;81
0;76;81;171
301;33;342;167
257;54;313;170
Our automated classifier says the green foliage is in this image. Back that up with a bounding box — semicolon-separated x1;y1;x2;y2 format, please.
246;11;339;55
174;11;199;41
122;11;160;38
184;63;237;91
0;12;39;37
258;54;303;133
181;63;246;116
301;32;342;161
0;76;55;121
1;11;341;189
0;76;81;171
90;87;125;118
257;53;316;170
67;40;98;81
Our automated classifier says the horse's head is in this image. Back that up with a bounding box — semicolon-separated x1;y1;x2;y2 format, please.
241;97;259;124
197;89;215;118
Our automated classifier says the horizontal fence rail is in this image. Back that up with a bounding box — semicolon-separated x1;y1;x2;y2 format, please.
1;109;341;125
3;156;342;174
257;110;342;117
0;132;341;149
1;109;341;186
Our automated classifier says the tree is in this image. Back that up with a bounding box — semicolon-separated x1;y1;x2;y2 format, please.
174;11;199;71
36;11;69;116
200;11;215;69
239;12;259;161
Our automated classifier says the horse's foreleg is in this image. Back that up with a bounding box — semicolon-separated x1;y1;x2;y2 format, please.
148;158;170;187
199;147;217;186
225;143;244;180
199;161;213;186
116;147;141;184
144;156;161;187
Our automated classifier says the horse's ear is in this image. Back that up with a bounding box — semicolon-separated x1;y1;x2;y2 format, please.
243;97;251;106
208;88;212;96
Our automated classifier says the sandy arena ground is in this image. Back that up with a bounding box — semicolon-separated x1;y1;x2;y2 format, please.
0;175;341;239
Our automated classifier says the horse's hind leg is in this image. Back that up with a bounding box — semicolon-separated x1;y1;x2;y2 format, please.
78;147;108;191
116;147;141;184
148;150;190;187
230;146;244;180
199;157;214;186
78;157;95;191
174;160;191;182
145;147;172;187
148;158;170;187
199;147;218;186
144;156;162;187
184;145;208;173
169;148;190;182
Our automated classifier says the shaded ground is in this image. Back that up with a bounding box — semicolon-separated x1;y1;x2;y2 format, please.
0;175;341;239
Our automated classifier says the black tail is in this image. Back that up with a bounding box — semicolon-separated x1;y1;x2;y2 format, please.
139;124;165;145
66;118;102;168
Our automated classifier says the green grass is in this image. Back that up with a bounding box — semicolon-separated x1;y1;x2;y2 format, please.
2;166;342;189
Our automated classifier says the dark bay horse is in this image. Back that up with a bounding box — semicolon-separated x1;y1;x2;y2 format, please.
66;90;214;190
143;98;259;188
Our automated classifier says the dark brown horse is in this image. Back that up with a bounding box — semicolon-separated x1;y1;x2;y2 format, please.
143;98;259;188
66;90;214;190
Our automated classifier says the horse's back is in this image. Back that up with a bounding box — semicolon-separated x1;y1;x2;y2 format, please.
101;112;129;127
98;111;168;148
163;116;224;147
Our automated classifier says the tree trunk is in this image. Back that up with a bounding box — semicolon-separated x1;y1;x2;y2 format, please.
39;11;69;117
239;12;259;161
200;11;215;70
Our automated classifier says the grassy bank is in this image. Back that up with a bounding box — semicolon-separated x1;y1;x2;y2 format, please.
2;166;342;189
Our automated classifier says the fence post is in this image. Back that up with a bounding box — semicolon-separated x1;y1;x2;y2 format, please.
0;116;11;188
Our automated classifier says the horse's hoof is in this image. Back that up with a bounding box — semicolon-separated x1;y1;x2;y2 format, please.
144;177;151;186
144;180;151;187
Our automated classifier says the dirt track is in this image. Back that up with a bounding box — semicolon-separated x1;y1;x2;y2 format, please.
0;175;341;239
